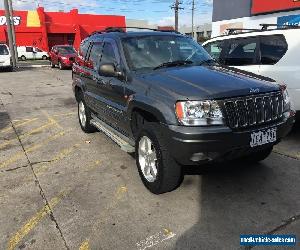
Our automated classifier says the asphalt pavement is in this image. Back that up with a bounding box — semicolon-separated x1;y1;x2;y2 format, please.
0;67;299;250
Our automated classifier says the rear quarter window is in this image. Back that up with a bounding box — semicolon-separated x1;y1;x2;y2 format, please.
259;35;288;65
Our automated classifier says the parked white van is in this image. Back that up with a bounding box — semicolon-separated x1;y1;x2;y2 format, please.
17;46;49;61
203;26;300;112
0;43;12;71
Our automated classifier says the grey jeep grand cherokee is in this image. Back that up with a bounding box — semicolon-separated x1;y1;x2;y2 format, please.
72;28;295;194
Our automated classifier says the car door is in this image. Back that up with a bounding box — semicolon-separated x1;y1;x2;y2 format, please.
95;39;127;132
222;37;260;75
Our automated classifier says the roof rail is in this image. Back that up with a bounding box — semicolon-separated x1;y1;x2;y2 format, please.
260;23;300;30
226;28;261;35
90;26;180;37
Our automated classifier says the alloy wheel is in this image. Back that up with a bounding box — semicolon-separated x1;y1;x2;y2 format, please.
138;136;158;182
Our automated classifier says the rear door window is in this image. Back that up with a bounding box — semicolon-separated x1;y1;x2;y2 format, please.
259;35;287;65
223;37;258;66
0;45;9;55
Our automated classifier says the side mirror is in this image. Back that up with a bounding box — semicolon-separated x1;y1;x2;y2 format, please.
99;63;124;79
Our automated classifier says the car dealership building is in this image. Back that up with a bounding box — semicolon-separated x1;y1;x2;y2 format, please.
0;7;125;52
212;0;300;37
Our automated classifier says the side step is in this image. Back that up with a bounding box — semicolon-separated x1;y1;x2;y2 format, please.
90;114;135;153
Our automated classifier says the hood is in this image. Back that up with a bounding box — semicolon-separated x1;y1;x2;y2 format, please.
140;65;279;100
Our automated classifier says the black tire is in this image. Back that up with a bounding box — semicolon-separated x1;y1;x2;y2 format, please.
135;122;183;194
58;61;64;70
240;147;273;163
77;93;96;133
42;55;48;60
21;55;26;61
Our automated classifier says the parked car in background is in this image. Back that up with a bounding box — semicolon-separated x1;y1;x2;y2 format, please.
0;43;12;71
72;28;295;194
49;45;76;70
203;26;300;113
17;46;48;61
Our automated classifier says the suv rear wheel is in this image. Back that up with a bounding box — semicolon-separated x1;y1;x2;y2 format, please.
21;55;26;61
135;122;183;194
77;93;96;133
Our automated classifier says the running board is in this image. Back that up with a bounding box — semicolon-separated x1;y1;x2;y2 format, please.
90;114;135;153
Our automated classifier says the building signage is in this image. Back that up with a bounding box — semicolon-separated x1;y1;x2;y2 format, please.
278;14;300;26
0;16;21;26
252;0;300;15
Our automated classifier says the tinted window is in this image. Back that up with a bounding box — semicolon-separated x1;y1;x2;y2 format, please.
223;38;258;66
0;45;9;55
35;48;42;52
260;35;287;65
203;40;226;62
26;47;33;52
89;42;103;70
100;43;117;65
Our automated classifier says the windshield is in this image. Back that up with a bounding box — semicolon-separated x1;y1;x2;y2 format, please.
122;35;212;70
58;46;76;54
0;45;9;55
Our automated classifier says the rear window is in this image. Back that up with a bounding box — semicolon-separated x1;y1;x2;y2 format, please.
0;45;9;55
259;35;287;65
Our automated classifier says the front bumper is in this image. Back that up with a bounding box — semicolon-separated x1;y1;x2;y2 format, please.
161;115;295;166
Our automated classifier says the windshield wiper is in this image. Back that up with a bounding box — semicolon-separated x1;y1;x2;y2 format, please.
198;59;217;66
153;60;193;70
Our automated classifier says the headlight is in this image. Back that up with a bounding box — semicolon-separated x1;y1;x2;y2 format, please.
61;57;68;60
175;100;224;126
280;84;291;112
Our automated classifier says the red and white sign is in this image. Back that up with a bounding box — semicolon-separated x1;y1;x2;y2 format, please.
252;0;300;15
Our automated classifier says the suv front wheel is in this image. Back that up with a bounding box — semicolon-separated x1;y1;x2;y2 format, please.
77;95;96;133
135;123;183;194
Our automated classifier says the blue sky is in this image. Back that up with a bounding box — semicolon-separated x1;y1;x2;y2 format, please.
6;0;213;26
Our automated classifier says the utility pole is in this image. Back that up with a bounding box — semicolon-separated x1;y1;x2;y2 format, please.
8;0;18;64
171;0;183;32
4;0;17;68
192;0;195;40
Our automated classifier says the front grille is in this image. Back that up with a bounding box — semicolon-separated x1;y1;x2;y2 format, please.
223;92;284;129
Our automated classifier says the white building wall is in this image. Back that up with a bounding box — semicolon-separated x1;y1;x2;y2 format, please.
212;9;300;38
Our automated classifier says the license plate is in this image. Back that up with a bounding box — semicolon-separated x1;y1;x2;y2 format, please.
250;127;277;148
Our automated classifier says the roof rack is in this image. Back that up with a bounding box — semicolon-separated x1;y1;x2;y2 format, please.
260;23;300;30
226;28;261;35
90;26;180;36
